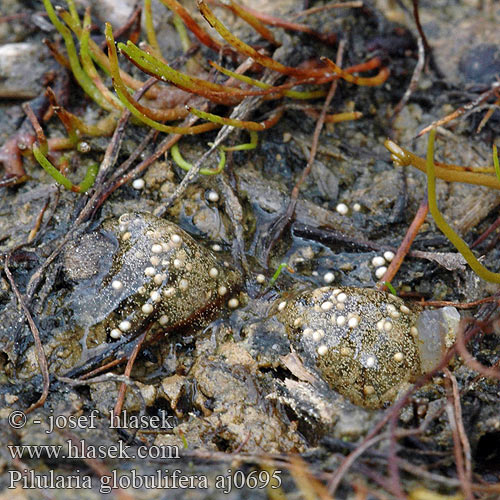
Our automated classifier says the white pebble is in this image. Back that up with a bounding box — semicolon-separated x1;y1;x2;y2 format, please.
154;273;165;285
150;256;160;266
164;287;175;297
121;232;131;241
228;298;239;309
171;234;182;245
132;178;145;189
365;355;376;368
371;256;386;267
321;301;334;311
151;244;163;254
159;315;169;326
111;280;123;291
400;305;411;314
383;320;393;332
323;271;335;284
336;315;346;327
317;345;328;356
278;301;287;311
353;203;361;212
207;190;219;202
144;267;155;277
212;244;222;252
110;329;122;339
179;279;188;290
173;258;183;269
118;320;131;332
348;316;359;328
256;274;266;284
394;352;404;362
336;203;349;215
375;266;387;279
303;328;313;336
312;329;325;341
384;251;395;262
209;267;219;278
142;303;154;314
218;285;228;296
150;291;161;302
337;292;347;303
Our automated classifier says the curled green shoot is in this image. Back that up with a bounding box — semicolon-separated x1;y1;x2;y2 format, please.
209;130;258;152
268;262;294;288
426;129;500;283
105;23;218;135
33;146;98;193
384;282;398;296
169;143;226;175
42;0;114;111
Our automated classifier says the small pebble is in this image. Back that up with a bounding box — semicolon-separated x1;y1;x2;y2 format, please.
228;298;239;309
371;256;386;267
384;251;395;262
111;280;123;291
132;178;145;190
119;320;131;332
142;303;154;314
256;274;266;284
336;203;349;215
375;266;388;279
207;190;219;202
353;203;361;212
110;329;122;339
323;271;335;284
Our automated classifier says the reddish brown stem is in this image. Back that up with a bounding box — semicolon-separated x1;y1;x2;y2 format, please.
377;198;429;291
113;331;147;417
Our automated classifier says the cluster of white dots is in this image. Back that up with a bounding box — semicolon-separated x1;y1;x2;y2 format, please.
371;251;395;280
285;292;415;395
108;217;241;339
335;202;362;216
